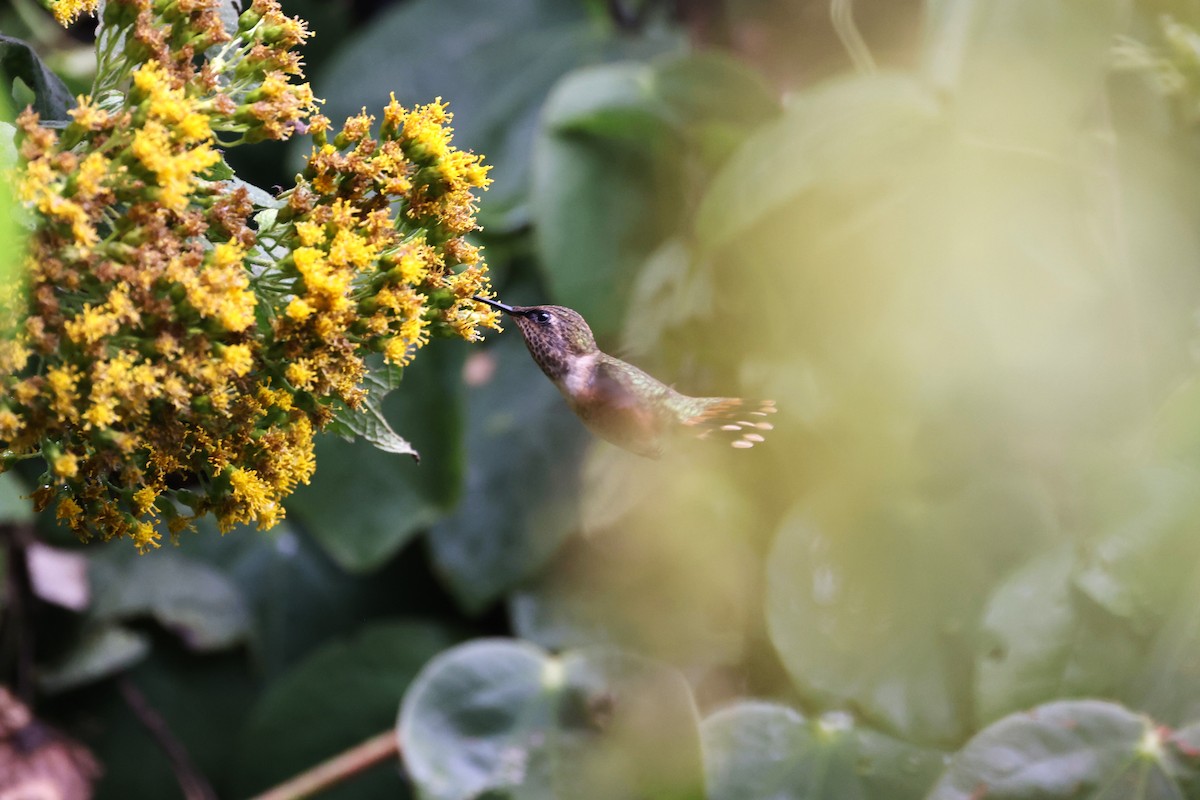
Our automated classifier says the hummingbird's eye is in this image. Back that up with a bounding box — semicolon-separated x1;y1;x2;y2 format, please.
532;310;552;325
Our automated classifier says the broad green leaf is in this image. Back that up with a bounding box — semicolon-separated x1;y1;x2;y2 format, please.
0;471;31;523
399;639;704;800
87;649;258;798
532;54;775;339
309;0;679;231
175;519;431;678
539;62;666;141
39;624;150;693
927;700;1200;799
426;332;587;613
89;548;251;651
975;546;1142;725
291;348;464;572
510;455;760;667
1154;373;1200;462
696;73;946;255
617;238;711;359
923;0;1131;147
1073;465;1200;633
701;701;945;800
649;52;780;164
531;69;681;339
0;34;75;121
765;482;1041;745
1128;560;1200;725
234;620;458;799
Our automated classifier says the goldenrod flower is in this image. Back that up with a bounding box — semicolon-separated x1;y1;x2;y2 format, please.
48;0;100;26
3;0;497;551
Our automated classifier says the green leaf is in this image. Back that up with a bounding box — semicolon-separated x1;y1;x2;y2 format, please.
85;648;259;797
649;52;780;163
234;620;458;799
531;66;682;339
290;348;464;572
39;624;150;693
1128;559;1200;726
701;701;945;800
89;548;251;651
399;639;704;800
327;358;420;461
922;0;1131;147
696;73;946;256
510;453;760;668
427;332;587;613
765;488;1020;745
0;471;32;523
927;700;1200;799
1073;465;1200;633
0;89;27;337
0;34;75;121
531;54;774;340
975;546;1142;726
174;519;429;678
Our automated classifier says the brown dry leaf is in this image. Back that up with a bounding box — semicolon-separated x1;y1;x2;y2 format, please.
0;686;100;800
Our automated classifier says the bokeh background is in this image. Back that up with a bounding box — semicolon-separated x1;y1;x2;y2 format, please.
6;0;1200;796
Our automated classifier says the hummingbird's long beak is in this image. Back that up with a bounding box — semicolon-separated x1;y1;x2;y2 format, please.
472;295;517;314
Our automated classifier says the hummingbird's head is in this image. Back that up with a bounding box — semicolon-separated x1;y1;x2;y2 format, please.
473;297;597;381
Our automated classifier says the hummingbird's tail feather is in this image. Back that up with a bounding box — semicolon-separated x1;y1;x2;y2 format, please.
683;398;776;449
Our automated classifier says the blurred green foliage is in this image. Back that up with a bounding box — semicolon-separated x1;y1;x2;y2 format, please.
8;0;1200;798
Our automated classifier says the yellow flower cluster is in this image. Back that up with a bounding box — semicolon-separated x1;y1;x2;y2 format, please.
2;0;498;550
48;0;99;26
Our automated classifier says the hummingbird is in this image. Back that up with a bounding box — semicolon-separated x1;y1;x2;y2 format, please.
472;296;775;458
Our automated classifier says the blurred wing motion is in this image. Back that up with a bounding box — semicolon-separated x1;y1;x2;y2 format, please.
681;398;777;449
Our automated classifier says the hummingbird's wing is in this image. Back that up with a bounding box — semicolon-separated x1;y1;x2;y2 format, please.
679;398;777;449
572;358;675;458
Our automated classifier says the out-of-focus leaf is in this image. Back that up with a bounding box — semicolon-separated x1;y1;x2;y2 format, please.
511;453;760;668
696;73;946;256
234;620;458;799
309;0;678;231
701;701;945;800
0;90;24;291
399;639;704;800
0;472;31;523
39;625;150;693
531;73;681;339
617;238;711;359
923;0;1130;146
290;348;464;572
1129;560;1200;725
765;483;1041;745
1154;374;1200;461
533;54;776;339
89;549;251;651
0;34;74;121
87;648;258;798
1073;465;1200;633
650;52;780;163
975;546;1141;725
175;520;431;678
927;700;1200;799
427;332;587;613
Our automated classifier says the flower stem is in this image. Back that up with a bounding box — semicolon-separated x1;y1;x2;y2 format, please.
247;729;401;800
